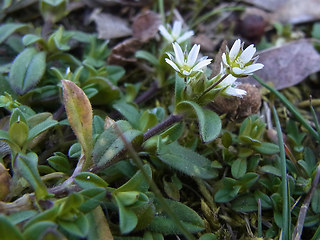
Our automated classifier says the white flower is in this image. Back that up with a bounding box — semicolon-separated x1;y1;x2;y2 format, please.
216;74;247;97
165;42;212;77
222;39;264;77
158;20;194;44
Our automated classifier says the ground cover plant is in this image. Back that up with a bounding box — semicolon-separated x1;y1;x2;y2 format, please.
1;0;320;239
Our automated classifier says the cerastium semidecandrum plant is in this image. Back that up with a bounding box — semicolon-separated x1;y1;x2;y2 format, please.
2;2;320;239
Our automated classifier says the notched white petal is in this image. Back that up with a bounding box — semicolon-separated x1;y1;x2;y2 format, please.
165;58;180;72
177;30;194;43
187;44;200;66
239;45;256;64
224;87;247;97
172;21;182;38
173;42;184;66
221;53;228;66
192;59;212;71
159;25;174;42
243;63;264;74
229;39;241;60
232;67;245;75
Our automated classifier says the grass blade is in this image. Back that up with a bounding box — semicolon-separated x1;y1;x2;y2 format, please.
253;75;320;142
272;106;290;239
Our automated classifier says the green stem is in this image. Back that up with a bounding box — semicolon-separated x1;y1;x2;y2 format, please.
253;75;320;142
272;106;290;240
158;0;165;23
113;124;196;240
198;73;228;99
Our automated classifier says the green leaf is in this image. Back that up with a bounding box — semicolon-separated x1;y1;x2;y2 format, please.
58;214;89;237
312;188;320;213
231;194;258;212
27;118;58;142
8;119;29;148
260;165;281;177
176;100;221;142
62;80;93;169
253;142;280;154
23;221;57;240
93;121;143;167
74;172;109;189
0;215;24;240
116;164;152;193
214;178;241;203
7;210;37;225
115;195;138;234
147;198;204;234
16;152;49;199
9;47;46;95
79;188;107;213
139;110;158;132
0;23;29;45
113;101;140;129
157;141;217;179
254;190;273;209
22;34;44;46
106;65;125;84
68;143;81;158
231;158;247;179
47;152;71;174
135;50;159;67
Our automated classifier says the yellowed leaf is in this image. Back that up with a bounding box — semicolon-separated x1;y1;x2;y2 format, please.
62;80;93;169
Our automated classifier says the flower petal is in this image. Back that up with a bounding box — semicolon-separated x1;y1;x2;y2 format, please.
165;58;180;72
239;44;256;64
172;42;184;66
243;63;264;74
176;30;194;43
192;59;212;71
224;86;247;97
221;53;229;67
220;74;237;86
172;21;182;39
187;44;200;66
159;25;174;42
229;39;241;60
232;67;245;75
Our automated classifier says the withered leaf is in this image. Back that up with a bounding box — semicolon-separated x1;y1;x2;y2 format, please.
108;38;142;66
132;10;161;42
271;0;320;24
90;9;132;39
244;39;320;90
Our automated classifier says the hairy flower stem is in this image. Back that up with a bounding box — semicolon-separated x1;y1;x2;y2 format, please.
143;113;184;141
134;81;159;105
198;74;228;99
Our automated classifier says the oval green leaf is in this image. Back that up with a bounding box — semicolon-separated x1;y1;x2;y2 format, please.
9;47;46;95
176;100;221;142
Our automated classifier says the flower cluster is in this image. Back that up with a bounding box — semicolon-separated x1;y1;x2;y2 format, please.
222;39;264;77
158;20;194;44
160;20;264;98
165;42;212;78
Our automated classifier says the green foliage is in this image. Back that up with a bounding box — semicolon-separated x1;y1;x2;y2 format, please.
0;2;319;240
9;47;46;95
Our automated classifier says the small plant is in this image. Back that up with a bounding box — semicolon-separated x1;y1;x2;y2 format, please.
0;1;320;240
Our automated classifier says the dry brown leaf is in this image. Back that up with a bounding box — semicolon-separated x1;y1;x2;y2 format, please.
90;9;132;39
132;10;161;42
108;38;142;66
271;0;320;24
244;39;320;90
